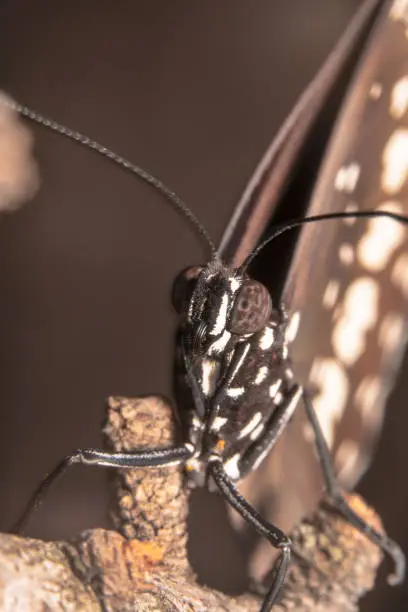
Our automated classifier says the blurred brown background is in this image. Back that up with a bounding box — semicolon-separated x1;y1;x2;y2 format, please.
1;1;407;609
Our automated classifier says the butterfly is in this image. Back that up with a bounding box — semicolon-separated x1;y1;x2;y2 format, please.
2;0;408;609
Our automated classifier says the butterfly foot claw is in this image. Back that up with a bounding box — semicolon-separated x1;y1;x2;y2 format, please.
387;541;405;587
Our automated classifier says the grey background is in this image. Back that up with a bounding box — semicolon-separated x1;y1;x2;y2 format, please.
1;1;407;609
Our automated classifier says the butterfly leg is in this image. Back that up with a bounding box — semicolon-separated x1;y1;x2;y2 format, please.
238;385;303;480
210;458;291;612
302;391;405;586
12;444;194;534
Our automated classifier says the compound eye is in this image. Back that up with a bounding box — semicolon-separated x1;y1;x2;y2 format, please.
171;265;203;313
229;280;272;335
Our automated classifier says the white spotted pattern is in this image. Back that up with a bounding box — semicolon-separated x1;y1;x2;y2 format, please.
259;327;274;350
229;277;241;292
390;0;408;25
334;163;361;194
335;440;364;484
274;391;284;405
323;279;340;309
238;412;263;440
355;375;387;432
344;201;358;224
286;311;301;343
212;293;229;335
309;358;349;448
378;312;407;356
224;453;241;481
250;422;265;441
338;243;355;266
209;330;231;355
254;366;269;385
357;202;405;271
226;386;245;399
369;82;383;100
211;416;228;432
269;379;282;398
302;422;314;443
392;252;408;297
201;360;216;397
332;277;379;366
381;130;408;194
390;76;408;119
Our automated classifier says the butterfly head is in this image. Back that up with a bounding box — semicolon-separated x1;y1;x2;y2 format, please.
172;260;273;355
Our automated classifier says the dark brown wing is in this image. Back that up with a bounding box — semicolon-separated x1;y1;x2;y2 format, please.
283;0;408;489
217;0;384;266
219;0;408;581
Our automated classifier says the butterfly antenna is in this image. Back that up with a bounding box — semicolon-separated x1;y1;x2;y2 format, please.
1;96;218;259
241;210;408;271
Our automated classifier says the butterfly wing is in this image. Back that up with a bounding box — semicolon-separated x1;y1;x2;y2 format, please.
219;0;408;581
283;0;408;490
217;0;384;267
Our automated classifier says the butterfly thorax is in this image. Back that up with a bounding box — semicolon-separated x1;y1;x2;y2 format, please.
173;260;297;487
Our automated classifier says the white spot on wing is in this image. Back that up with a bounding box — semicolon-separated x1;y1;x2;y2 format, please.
335;440;363;484
338;243;354;266
390;76;408;119
381;130;408;194
392;252;408;297
309;358;350;448
357;202;405;272
302;422;314;443
332;277;379;366
323;279;340;309
334;163;360;194
344;202;358;225
286;311;301;343
369;82;383;100
379;312;407;356
238;412;263;440
390;0;408;25
355;375;387;432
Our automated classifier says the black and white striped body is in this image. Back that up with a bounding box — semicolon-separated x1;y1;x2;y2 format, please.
174;260;302;487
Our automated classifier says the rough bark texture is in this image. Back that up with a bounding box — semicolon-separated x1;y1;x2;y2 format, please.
0;395;384;611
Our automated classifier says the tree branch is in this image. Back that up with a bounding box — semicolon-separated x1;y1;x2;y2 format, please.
0;396;383;611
